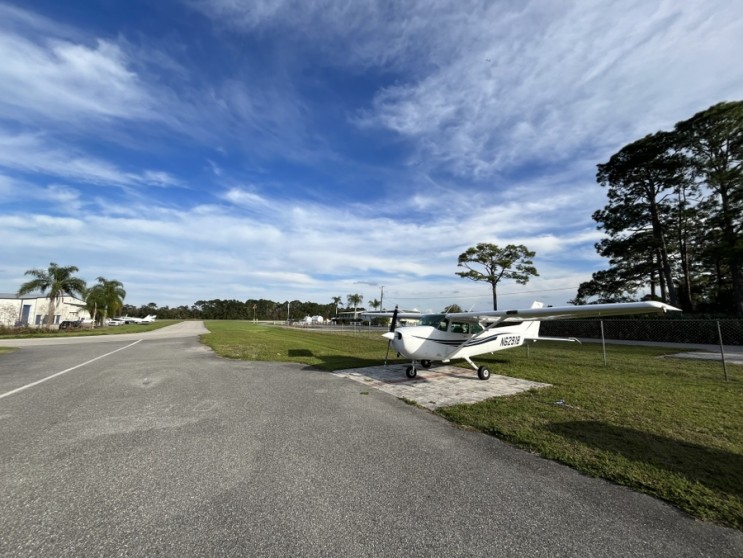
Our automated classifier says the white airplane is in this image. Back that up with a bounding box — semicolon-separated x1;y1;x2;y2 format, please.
120;314;157;324
368;301;680;380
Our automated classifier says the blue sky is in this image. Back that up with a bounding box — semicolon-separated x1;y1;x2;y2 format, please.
1;1;742;312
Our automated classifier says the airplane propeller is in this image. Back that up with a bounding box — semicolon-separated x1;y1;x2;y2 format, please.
384;305;399;367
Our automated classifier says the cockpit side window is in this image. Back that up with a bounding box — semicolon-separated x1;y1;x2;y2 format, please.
422;314;484;333
450;322;469;334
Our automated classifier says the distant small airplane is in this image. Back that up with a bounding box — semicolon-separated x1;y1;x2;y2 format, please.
364;301;680;380
119;314;157;325
299;315;325;326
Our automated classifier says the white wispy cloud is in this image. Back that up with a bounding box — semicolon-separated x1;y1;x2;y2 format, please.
0;5;235;154
191;1;743;188
355;0;743;178
1;1;740;312
0;31;156;124
0;131;180;189
187;0;489;74
1;175;602;306
221;187;273;209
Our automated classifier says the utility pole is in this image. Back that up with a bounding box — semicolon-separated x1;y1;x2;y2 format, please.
380;285;384;310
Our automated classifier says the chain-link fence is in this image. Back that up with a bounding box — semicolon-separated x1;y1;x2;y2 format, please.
541;319;742;346
540;318;742;380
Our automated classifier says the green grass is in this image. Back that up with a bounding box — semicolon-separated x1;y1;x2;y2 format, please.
202;321;743;530
441;343;743;529
0;320;180;339
201;321;387;369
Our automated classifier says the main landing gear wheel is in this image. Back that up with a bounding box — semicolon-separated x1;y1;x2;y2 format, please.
420;360;432;369
406;366;417;379
477;365;491;381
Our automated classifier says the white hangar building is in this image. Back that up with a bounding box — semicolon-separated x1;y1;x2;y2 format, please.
0;293;91;328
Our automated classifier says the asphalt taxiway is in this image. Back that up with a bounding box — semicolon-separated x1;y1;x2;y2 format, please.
1;323;741;557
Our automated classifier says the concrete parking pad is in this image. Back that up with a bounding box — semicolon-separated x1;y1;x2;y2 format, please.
665;351;743;365
333;364;550;409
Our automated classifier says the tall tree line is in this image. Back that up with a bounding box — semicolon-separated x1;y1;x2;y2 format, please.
575;100;743;315
127;298;343;321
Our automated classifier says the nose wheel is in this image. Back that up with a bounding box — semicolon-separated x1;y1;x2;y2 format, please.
405;365;417;378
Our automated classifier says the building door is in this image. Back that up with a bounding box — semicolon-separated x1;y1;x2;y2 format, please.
21;304;31;325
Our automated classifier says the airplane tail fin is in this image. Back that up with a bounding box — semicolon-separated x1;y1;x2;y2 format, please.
522;301;543;339
518;301;580;344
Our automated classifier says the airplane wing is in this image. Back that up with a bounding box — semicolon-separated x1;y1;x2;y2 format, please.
360;310;421;320
445;301;680;323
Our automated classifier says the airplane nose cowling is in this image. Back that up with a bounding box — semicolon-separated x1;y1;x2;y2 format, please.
382;331;401;341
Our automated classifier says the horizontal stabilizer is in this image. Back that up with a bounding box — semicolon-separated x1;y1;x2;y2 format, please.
526;336;582;344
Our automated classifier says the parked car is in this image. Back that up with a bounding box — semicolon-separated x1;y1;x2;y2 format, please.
58;320;81;330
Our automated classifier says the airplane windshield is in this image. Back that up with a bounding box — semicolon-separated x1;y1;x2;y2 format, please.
420;314;449;331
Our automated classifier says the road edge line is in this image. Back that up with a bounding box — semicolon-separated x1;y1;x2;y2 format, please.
0;340;143;400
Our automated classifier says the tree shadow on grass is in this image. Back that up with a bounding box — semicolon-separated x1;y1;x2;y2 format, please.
546;421;743;499
287;350;390;371
288;349;314;357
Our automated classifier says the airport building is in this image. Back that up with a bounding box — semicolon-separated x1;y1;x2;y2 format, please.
0;293;91;328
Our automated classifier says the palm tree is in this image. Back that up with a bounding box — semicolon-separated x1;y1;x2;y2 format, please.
369;299;381;311
346;293;363;321
17;262;87;328
87;277;126;325
331;296;342;317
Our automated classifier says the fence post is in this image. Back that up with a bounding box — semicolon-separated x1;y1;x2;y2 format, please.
717;320;729;382
600;320;607;367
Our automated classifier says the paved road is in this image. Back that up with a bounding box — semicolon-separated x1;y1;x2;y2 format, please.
1;323;741;557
